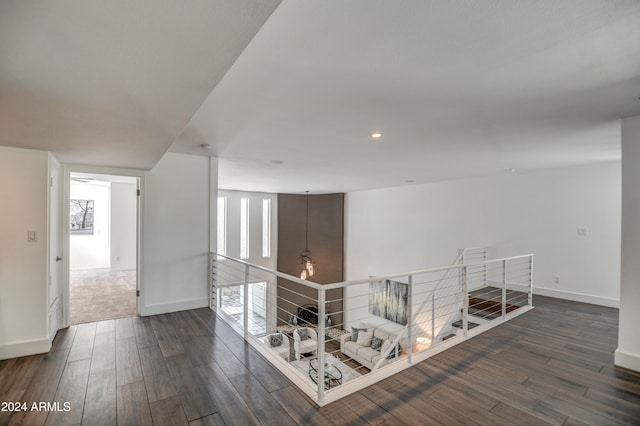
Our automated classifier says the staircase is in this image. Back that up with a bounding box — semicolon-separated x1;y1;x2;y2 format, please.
442;294;527;340
425;247;529;346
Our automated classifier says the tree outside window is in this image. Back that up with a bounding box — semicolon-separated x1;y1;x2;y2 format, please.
70;199;94;234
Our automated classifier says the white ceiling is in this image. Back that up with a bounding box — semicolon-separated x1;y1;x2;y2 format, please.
172;0;640;193
2;1;639;193
0;0;280;169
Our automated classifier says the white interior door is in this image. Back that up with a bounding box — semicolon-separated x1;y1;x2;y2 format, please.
48;156;62;337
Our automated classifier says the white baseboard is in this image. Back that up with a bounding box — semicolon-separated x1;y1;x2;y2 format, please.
533;287;619;308
615;349;640;372
110;266;136;272
0;337;51;361
141;297;209;316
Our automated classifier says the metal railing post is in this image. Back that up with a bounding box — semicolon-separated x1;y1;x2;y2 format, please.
482;248;488;288
407;275;413;364
502;259;507;319
431;293;435;342
243;264;250;339
317;287;326;404
210;255;216;311
462;266;468;337
458;248;464;292
269;271;278;332
528;255;534;307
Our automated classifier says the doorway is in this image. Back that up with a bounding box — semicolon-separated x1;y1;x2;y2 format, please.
68;172;139;324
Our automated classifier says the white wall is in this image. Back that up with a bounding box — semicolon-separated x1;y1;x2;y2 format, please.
218;190;278;270
345;162;621;308
110;182;137;270
617;115;640;372
0;149;217;358
0;147;50;359
69;181;111;270
142;152;215;315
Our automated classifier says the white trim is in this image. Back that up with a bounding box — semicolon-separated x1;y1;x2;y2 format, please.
141;297;209;316
533;286;619;308
615;349;640;372
0;338;51;360
49;327;58;345
48;297;61;342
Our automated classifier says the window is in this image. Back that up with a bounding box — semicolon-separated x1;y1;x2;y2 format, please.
217;197;226;257
262;199;271;258
240;198;250;259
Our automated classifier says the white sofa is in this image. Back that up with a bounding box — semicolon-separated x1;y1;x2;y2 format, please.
262;332;290;361
340;323;406;370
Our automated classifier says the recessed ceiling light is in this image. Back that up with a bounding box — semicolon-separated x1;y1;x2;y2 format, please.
200;143;212;150
506;168;516;173
270;160;284;165
371;132;382;139
405;179;415;183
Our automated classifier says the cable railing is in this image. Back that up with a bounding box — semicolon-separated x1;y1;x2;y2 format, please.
209;249;533;406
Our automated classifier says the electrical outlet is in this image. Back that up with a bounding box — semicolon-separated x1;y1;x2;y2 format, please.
577;227;588;237
554;276;560;285
27;230;37;242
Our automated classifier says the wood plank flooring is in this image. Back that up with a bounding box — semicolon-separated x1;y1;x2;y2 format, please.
1;296;638;425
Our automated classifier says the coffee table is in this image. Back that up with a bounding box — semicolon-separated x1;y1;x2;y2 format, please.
308;357;342;390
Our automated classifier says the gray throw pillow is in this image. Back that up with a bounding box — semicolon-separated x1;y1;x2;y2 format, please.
298;328;309;340
371;336;383;351
269;333;283;347
351;326;367;342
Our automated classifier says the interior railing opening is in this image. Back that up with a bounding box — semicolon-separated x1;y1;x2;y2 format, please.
210;248;533;406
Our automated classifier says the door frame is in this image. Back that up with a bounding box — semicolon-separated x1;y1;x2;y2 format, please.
47;154;62;340
61;165;145;327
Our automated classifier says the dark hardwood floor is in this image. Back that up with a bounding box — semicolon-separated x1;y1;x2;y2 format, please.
1;295;638;425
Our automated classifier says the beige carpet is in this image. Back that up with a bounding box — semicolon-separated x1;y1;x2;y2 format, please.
70;269;137;325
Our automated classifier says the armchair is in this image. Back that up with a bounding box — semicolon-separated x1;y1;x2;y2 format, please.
263;332;291;361
293;327;318;360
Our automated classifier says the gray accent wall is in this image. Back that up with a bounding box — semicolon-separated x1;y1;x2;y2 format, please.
277;193;344;329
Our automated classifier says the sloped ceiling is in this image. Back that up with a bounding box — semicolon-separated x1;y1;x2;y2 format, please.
1;1;639;193
0;0;281;169
173;0;640;193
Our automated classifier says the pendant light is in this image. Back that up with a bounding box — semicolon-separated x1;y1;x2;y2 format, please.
297;191;315;280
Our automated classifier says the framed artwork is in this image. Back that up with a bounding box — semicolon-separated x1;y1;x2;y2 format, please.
369;279;408;325
70;199;94;234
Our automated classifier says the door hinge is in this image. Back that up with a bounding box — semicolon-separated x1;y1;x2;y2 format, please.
50;177;54;187
136;290;140;297
137;189;141;197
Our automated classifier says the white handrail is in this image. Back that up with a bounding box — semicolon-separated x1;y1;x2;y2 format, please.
213;252;325;289
211;251;534;291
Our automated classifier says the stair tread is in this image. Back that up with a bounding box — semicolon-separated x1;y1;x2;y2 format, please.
452;320;480;329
